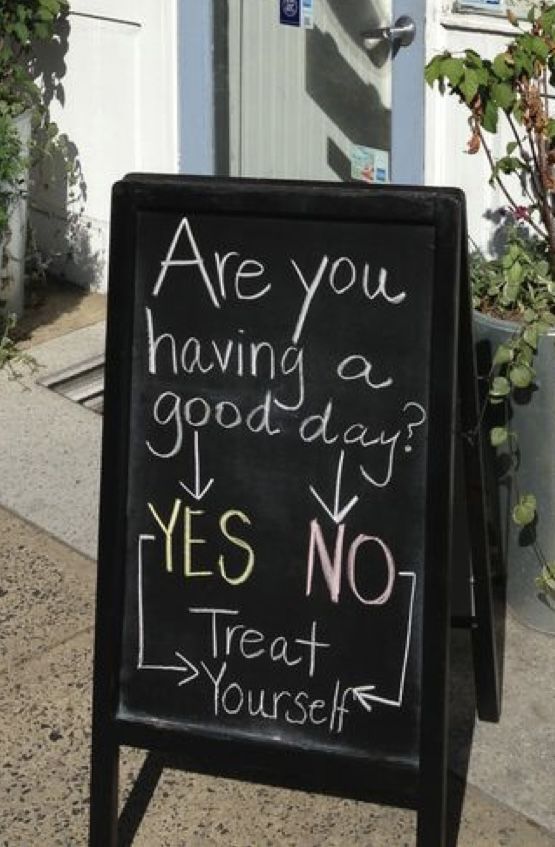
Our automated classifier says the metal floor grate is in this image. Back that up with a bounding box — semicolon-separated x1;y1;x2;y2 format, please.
39;355;105;414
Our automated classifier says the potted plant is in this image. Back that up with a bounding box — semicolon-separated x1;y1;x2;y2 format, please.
0;0;69;334
425;3;555;631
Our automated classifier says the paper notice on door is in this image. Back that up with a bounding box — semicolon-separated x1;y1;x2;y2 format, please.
351;145;390;184
279;0;313;28
279;0;300;26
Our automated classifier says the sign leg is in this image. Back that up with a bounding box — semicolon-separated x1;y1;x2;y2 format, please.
89;725;119;847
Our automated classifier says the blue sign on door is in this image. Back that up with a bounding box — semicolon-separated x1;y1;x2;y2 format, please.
280;0;301;26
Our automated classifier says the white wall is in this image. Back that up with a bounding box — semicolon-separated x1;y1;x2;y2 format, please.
31;0;179;292
425;3;524;254
32;0;519;291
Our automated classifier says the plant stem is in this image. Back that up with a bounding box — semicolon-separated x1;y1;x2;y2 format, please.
507;113;541;206
534;130;555;273
478;126;546;239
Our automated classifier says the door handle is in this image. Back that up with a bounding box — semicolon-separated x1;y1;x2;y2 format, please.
362;15;416;49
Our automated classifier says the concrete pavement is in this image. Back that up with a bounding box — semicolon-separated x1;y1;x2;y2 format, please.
1;296;554;845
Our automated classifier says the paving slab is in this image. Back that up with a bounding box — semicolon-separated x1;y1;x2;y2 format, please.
15;279;107;351
1;313;555;844
0;508;95;674
0;323;105;560
1;506;554;846
2;623;554;846
452;620;555;834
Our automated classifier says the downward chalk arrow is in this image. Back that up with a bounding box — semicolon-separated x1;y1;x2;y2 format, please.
309;449;359;524
179;431;214;501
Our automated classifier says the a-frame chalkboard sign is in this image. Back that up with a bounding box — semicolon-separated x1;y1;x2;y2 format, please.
90;176;501;846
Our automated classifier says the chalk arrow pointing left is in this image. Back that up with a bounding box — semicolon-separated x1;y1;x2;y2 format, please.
352;685;377;712
351;571;417;710
179;431;214;501
309;449;359;524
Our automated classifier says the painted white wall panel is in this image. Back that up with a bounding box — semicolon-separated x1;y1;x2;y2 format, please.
32;1;179;291
425;12;523;254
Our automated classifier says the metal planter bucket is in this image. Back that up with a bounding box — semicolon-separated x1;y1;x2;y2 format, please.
474;311;555;635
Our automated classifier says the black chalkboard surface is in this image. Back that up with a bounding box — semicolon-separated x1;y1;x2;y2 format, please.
90;176;500;846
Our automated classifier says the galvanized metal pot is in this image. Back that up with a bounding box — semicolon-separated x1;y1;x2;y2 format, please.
474;311;555;635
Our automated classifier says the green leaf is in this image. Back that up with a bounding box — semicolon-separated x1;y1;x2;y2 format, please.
482;99;499;133
493;343;514;365
464;49;483;68
514;51;534;78
493;53;514;80
509;363;533;387
537;564;555;593
506;140;519;155
523;307;537;323
517;343;534;365
34;22;49;39
523;325;539;349
513;100;525;125
440;57;465;86
460;68;479;104
490;375;511;397
502;279;521;302
490;426;508;446
11;21;29;42
547;119;555;140
521;493;536;510
536;318;553;334
540;6;555;29
513;502;536;525
42;0;63;11
492;82;515;110
530;35;550;61
512;494;537;527
507;259;524;285
498;156;526;176
425;55;445;87
37;8;55;23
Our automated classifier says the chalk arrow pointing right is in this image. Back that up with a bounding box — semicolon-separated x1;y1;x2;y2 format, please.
138;648;199;688
309;449;359;524
136;534;200;688
173;652;200;687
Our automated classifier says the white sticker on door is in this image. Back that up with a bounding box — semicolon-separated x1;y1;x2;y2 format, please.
302;0;314;28
351;145;390;184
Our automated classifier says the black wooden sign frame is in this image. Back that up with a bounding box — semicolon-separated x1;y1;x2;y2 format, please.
90;176;500;846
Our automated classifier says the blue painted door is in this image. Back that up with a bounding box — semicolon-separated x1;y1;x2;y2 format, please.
223;0;425;184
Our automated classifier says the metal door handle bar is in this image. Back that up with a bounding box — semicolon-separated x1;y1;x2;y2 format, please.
362;15;416;49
